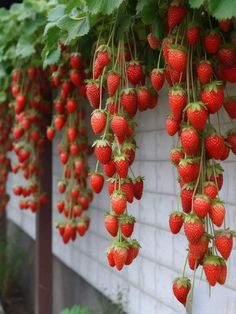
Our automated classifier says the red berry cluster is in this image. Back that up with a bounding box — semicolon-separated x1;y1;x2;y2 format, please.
149;1;236;307
87;35;158;270
0;99;12;212
11;67;51;212
47;50;92;244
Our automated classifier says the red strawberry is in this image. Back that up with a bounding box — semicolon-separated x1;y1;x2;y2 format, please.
114;155;129;178
189;233;209;259
204;30;221;54
181;183;194;213
111;190;127;215
120;88;137;117
205;130;225;160
206;164;224;190
168;3;187;29
226;128;236;154
178;157;200;183
147;33;160;49
70;53;81;69
169;211;184;234
203;255;221;286
219;19;232;32
106;248;115;267
166;115;179;136
89;172;104;193
54;115;65;130
91;109;106;134
121;178;134;203
180;126;200;156
113;245;128;271
86;80;100;108
93;59;103;79
215;229;233;260
201;81;224;113
196;60;213;84
186;102;208;131
96;45;111;68
123;142;136;166
184;214;204;244
119;214;135;237
172;277;191;306
111;115;128;142
169;85;187;121
70;69;81;86
137;87;150;111
107;71;120;96
104;213;118;237
187;23;201;45
150;68;165;91
165;64;186;86
168;45;187;73
218;258;227;285
103;160;116;177
193;194;210;218
170;147;184;166
204;181;218;199
223;96;236;119
217;45;235;66
94;139;112;164
133;176;144;200
219;64;236;83
127;61;143;85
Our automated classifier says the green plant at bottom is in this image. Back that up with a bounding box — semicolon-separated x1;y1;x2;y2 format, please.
60;305;93;314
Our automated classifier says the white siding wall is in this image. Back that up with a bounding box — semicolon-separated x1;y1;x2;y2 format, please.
6;86;236;314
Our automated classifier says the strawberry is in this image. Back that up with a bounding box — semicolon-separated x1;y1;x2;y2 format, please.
165;64;186;86
168;45;187;73
169;85;187;121
127;61;143;85
149;89;158;109
123;142;136;166
193;194;210;219
103;160;116;178
70;53;81;69
93;59;103;79
150;68;165;91
204;181;218;199
86;80;100;108
104;213;119;237
137;87;150;111
106;248;115;267
172;277;191;306
169;211;184;234
218;258;227;285
177;157;200;183
196;60;213;84
133;176;144;200
223;96;236;119
96;45;111;68
220;142;230;161
166;115;180;136
113;244;128;271
206;164;224;190
181;183;194;213
120;88;137;117
201;81;224;114
94;139;112;164
215;229;233;260
170;147;184;166
189;233;209;259
219;64;236;83
205;130;225;160
203;255;221;286
121;178;134;203
184;214;204;244
219;19;232;32
204;30;221;54
180;126;200;156
218;44;235;66
111;190;127;215
114;154;129;178
89;172;104;193
70;69;81;87
54;115;65;131
107;71;120;97
187;23;201;45
147;33;159;49
111;115;128;141
168;3;187;30
226;128;236;154
119;214;135;237
186;102;208;131
91;109;107;134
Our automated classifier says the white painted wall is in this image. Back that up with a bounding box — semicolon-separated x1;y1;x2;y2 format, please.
6;86;236;314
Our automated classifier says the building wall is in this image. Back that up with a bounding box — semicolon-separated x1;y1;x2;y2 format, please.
6;86;236;314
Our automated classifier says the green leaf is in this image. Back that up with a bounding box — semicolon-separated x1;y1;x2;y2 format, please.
116;13;132;38
140;1;159;24
188;0;205;8
47;5;65;22
136;0;154;13
15;36;35;58
43;46;60;67
0;91;6;102
152;17;163;39
209;0;236;19
57;15;90;42
85;0;124;15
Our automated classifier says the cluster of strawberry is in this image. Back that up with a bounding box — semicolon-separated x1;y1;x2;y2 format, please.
11;67;51;212
87;38;158;270
47;50;92;244
150;1;236;307
0;100;12;212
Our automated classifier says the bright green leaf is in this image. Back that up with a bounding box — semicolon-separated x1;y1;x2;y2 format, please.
209;0;236;19
85;0;124;15
43;46;60;67
57;15;90;42
188;0;205;8
140;1;159;24
47;5;65;22
16;36;35;58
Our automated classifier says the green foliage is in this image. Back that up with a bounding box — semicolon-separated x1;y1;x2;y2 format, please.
60;305;93;314
189;0;236;19
85;0;124;15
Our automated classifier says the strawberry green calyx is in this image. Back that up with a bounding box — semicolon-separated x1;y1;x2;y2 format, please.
151;68;164;74
214;228;232;238
90;108;106;116
205;163;224;179
128;239;141;249
173;277;191;288
169;84;186;96
113;240;129;250
118;214;136;224
114;154;128;162
203;80;223;92
85;79;100;86
203;255;221;266
185;101;207;112
178;156;200;166
169;44;187;53
111;190;126;198
96;44;110;53
93;139;110;148
211;197;224;206
120;87;136;95
132;175;144;183
169;210;185;218
182;182;196;190
184;213;203;224
227;127;236;136
122;142;136;151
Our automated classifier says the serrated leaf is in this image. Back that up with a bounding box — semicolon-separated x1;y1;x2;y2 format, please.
188;0;205;8
116;13;132;39
57;15;90;42
24;14;47;36
43;46;60;67
66;0;84;13
85;0;124;15
209;0;236;19
16;36;35;58
47;5;65;22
